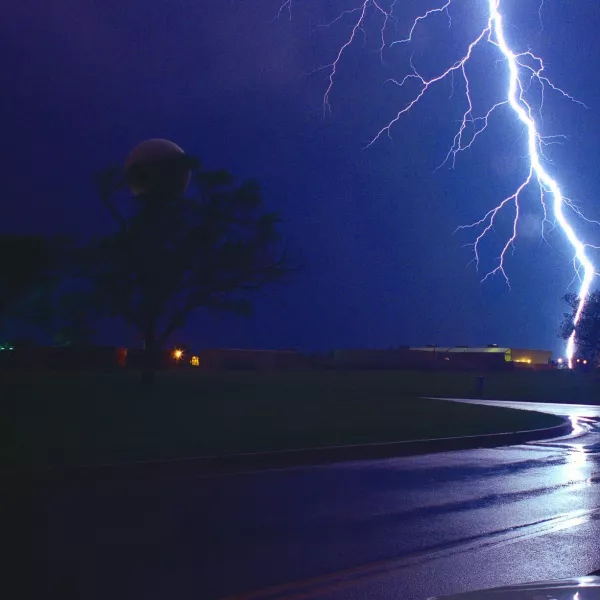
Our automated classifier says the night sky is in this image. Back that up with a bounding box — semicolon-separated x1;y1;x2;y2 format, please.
4;1;599;355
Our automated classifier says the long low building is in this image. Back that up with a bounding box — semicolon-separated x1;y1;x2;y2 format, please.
409;346;552;365
331;347;509;370
190;348;313;371
510;348;553;365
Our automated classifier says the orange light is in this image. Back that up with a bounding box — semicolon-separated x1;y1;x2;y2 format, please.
173;349;183;360
190;355;200;367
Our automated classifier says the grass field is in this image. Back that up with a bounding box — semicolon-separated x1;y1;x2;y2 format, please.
5;368;594;471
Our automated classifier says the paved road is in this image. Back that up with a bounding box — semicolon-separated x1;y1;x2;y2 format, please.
33;400;600;600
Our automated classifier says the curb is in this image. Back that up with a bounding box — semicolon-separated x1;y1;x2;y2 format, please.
32;416;571;483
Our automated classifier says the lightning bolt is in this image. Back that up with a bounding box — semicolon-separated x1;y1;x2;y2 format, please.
278;0;598;368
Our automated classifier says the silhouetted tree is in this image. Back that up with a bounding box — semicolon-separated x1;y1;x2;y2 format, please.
22;286;100;347
0;234;71;331
1;233;101;346
559;290;600;365
90;158;297;382
52;291;100;347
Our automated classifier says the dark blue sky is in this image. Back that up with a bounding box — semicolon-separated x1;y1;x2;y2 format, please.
4;1;599;355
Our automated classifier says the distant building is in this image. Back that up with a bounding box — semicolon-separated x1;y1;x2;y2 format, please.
0;346;126;370
409;346;552;365
509;348;552;365
194;348;311;371
331;348;412;369
410;346;511;361
330;347;509;370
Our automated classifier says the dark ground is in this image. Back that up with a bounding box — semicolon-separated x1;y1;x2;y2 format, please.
5;369;595;471
32;400;600;600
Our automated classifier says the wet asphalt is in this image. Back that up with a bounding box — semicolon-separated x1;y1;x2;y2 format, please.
32;400;600;600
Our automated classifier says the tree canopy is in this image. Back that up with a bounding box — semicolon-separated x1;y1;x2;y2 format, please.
559;290;600;364
0;233;71;330
88;159;296;378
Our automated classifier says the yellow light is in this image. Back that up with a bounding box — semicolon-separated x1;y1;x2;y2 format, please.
527;359;531;364
190;355;199;367
173;349;183;360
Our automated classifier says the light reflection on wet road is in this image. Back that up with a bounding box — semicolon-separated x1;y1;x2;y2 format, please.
33;401;600;600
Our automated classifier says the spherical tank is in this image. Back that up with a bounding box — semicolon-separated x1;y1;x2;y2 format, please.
125;139;191;198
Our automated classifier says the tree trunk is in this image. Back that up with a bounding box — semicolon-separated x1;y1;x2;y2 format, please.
141;336;160;384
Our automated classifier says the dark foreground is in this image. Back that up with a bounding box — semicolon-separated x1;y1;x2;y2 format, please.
7;369;597;470
32;401;599;600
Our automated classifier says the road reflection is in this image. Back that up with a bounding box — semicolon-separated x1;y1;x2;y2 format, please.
569;416;586;436
563;431;593;487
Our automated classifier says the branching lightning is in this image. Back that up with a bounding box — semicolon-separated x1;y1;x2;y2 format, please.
278;0;598;367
